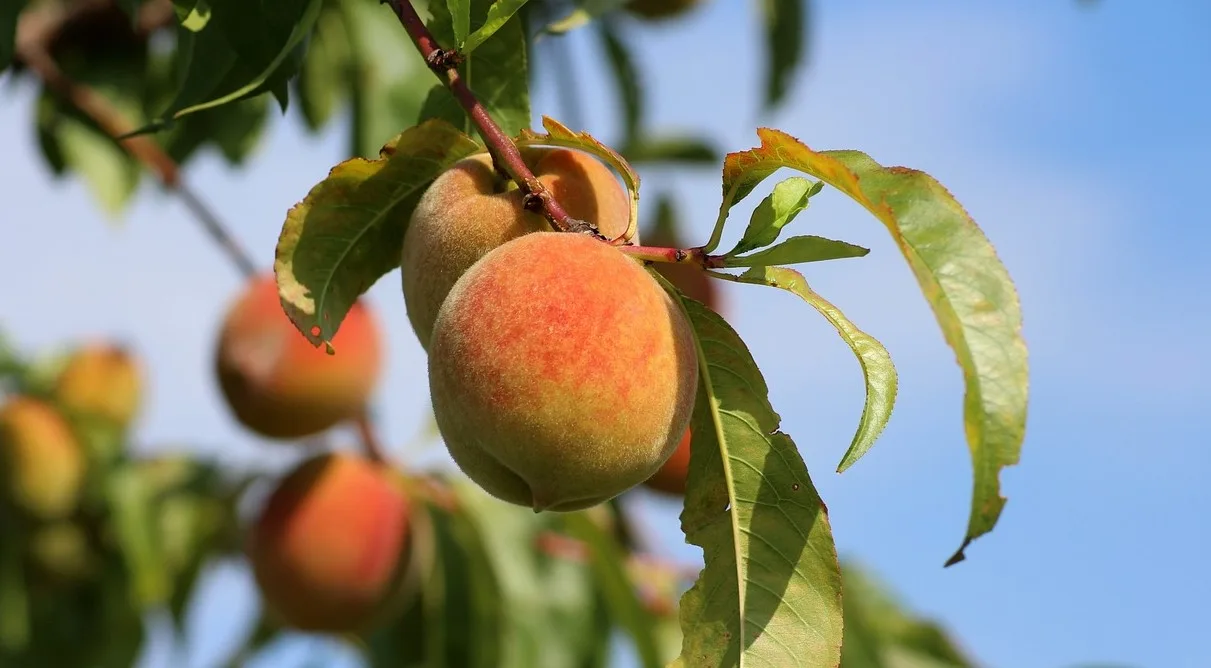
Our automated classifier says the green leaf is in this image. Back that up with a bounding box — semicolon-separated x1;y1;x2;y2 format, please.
562;513;663;668
293;2;349;133
107;464;171;607
719;128;1028;565
728;176;821;256
540;0;630;35
622;135;719;165
450;0;471;47
761;0;810;109
340;0;433;158
173;0;213;32
275;119;481;346
733;267;896;473
163;95;270;166
0;532;29;652
421;0;530;138
463;0;530;53
722;235;868;268
840;560;976;668
597;19;641;144
146;0;321;125
452;480;600;668
0;0;26;72
672;297;844;667
55;113;143;218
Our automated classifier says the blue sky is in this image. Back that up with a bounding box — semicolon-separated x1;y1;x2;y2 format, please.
2;0;1209;667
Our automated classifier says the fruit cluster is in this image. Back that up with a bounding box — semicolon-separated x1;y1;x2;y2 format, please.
402;148;700;512
203;148;712;634
0;344;141;584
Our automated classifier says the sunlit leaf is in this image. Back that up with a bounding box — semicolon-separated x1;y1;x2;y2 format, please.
450;0;471;46
421;0;530;138
728;176;822;256
672;297;843;667
172;0;212;32
720;128;1028;564
733;267;896;472
540;0;630;35
341;0;433;158
463;0;530;53
276;119;481;346
722;235;868;268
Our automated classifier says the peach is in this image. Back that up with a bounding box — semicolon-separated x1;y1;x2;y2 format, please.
0;397;85;519
54;342;142;429
214;274;383;440
401;147;633;348
247;453;411;633
428;232;699;512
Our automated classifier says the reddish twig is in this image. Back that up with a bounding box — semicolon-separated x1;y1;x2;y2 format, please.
381;0;601;238
353;410;388;464
617;244;724;268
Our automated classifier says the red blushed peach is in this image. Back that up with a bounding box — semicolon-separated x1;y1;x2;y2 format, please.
215;274;383;440
428;232;698;512
401;148;634;349
247;453;411;633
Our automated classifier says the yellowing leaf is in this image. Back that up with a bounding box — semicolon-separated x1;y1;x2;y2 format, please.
275;119;481;346
732;266;896;473
723;128;1028;564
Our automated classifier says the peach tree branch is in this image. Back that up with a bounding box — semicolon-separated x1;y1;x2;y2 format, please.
381;0;602;237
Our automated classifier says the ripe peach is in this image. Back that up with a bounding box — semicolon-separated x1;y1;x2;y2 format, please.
247;453;411;633
54;342;142;429
643;428;692;495
626;0;705;20
214;274;383;440
401;147;633;348
428;232;699;512
0;397;85;519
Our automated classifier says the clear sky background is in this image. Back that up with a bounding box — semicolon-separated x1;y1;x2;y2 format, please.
2;0;1209;667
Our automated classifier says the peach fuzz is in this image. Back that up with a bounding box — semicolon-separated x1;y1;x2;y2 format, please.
427;232;698;512
401;147;633;348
